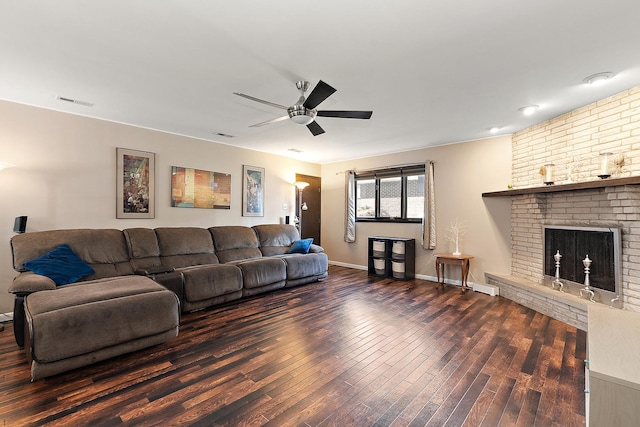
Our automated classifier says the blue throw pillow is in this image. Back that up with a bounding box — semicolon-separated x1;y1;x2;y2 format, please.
23;244;95;285
288;238;314;254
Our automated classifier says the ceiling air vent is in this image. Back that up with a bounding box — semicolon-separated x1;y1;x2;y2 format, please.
56;96;94;107
213;132;234;138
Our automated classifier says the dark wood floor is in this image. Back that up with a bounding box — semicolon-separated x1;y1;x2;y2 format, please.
0;266;586;426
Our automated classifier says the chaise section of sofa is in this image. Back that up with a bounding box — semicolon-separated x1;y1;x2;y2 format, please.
10;229;136;347
24;276;179;381
10;229;180;380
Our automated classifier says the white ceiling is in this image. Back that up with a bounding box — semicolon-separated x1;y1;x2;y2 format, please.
2;1;640;164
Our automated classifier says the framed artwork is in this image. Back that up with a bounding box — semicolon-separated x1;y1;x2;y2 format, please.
242;165;264;216
116;148;156;218
116;148;155;219
171;166;231;209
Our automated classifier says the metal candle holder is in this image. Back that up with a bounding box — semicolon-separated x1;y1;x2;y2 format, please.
551;250;564;292
579;255;595;302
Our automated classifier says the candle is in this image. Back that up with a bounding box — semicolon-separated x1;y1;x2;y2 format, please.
544;163;554;183
600;152;611;176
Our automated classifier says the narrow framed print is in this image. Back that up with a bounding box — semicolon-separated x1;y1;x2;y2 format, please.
116;147;155;218
242;165;264;216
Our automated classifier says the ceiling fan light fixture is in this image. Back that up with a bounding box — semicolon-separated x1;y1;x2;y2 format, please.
288;105;316;125
290;113;315;125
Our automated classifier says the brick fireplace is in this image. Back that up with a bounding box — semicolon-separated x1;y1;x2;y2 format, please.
486;180;640;330
485;85;640;330
511;186;639;304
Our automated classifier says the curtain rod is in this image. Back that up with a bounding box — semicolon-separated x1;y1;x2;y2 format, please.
335;161;431;175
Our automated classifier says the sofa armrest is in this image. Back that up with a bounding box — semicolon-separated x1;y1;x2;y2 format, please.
135;268;183;309
9;272;56;348
9;272;56;294
309;244;324;253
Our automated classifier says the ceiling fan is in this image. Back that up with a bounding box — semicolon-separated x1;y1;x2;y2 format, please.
233;80;373;136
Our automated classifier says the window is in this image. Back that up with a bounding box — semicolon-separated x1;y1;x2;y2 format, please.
355;165;425;222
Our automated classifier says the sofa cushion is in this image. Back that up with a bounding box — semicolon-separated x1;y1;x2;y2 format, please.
253;224;300;256
23;244;95;285
280;252;329;281
124;228;160;258
288;238;314;254
232;258;287;290
155;227;219;268
179;264;243;302
210;226;262;263
124;227;163;271
11;229;134;279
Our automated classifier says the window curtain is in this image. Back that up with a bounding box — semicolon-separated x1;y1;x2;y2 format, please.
422;161;436;249
344;170;356;243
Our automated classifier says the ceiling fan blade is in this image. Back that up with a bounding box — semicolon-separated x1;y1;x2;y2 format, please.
250;115;290;127
307;121;325;136
316;110;373;119
303;80;336;110
233;92;287;110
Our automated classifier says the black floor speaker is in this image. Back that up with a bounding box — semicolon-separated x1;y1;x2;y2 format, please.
13;216;27;233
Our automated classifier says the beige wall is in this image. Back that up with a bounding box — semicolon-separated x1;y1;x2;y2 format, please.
0;100;320;313
320;136;513;285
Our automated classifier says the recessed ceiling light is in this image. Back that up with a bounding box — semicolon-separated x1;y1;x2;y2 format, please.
518;105;539;116
288;148;303;154
487;127;502;134
583;72;615;85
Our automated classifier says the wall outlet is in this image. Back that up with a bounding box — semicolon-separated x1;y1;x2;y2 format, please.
282;203;288;210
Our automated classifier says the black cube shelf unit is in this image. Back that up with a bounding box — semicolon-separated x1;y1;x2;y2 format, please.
368;236;415;280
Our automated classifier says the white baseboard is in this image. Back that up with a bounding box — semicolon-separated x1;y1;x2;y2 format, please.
473;283;500;296
328;260;367;271
328;261;498;296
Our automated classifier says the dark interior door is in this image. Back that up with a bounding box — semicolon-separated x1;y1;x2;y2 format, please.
296;173;321;245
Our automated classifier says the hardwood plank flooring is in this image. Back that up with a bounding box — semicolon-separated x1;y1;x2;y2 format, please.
0;266;586;426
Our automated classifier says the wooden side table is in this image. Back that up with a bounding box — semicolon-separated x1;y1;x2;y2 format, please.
434;253;474;292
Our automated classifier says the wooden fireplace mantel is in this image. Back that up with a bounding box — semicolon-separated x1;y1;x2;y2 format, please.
482;175;640;198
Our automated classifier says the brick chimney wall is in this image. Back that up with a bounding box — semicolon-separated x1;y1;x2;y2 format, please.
511;86;640;311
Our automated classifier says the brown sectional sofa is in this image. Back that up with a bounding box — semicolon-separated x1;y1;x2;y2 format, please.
8;224;328;380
